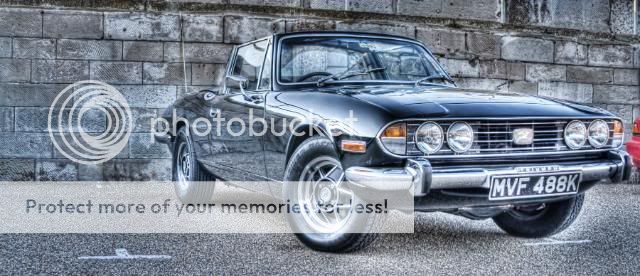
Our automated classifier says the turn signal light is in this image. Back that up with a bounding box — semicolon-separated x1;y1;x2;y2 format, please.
633;120;639;137
613;120;624;135
612;120;624;147
383;123;406;138
341;140;366;153
380;123;407;155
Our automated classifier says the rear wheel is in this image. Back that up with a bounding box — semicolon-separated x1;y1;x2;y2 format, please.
492;194;584;238
284;136;380;253
172;127;216;204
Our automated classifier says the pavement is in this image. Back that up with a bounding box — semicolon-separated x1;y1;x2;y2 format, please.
1;184;638;275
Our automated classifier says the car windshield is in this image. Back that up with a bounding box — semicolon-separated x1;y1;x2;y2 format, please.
279;36;449;85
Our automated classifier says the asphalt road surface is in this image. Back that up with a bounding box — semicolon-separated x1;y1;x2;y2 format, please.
1;184;638;275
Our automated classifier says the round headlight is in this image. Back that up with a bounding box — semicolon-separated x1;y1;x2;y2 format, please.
415;122;444;154
564;121;587;149
447;122;474;152
588;120;609;148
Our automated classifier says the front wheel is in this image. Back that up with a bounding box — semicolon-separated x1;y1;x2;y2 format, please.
492;194;585;238
283;137;380;253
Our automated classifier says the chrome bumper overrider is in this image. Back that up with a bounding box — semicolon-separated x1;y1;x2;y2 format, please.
345;150;631;197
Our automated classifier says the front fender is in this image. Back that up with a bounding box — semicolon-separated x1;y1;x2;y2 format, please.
284;120;335;165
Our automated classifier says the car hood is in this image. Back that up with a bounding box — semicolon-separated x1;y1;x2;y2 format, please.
327;85;612;119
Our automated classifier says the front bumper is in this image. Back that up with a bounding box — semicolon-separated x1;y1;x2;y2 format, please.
345;150;631;197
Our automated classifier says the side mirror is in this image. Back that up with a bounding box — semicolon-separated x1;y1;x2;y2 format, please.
224;75;252;101
225;75;248;91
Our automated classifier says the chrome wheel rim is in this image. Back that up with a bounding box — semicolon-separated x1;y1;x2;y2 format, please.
298;156;354;233
176;142;191;190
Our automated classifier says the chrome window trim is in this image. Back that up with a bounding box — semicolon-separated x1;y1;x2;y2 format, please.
376;117;624;159
256;37;272;91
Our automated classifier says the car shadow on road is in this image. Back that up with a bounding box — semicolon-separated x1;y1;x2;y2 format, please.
373;215;507;249
275;212;511;255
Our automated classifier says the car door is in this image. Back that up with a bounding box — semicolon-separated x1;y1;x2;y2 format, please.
204;39;270;190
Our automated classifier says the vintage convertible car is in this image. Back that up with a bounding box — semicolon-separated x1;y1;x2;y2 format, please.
156;32;632;252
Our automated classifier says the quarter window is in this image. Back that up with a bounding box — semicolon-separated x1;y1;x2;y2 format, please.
231;40;268;90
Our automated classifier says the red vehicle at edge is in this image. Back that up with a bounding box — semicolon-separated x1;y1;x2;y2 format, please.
628;118;640;167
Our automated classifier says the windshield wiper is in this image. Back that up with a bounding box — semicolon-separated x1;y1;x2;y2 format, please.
415;74;454;86
316;67;386;87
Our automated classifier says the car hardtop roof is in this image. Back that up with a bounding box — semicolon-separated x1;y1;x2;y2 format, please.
275;31;417;41
240;31;422;45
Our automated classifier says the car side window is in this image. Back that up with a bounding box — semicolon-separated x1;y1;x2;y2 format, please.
231;40;268;90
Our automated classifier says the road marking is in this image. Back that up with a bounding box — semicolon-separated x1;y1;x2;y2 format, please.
78;248;171;260
524;238;592;246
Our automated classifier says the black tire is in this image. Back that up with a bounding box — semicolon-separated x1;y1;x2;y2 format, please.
492;194;585;238
172;126;216;204
283;136;380;253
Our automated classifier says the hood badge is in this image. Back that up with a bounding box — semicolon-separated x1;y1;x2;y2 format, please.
513;128;534;145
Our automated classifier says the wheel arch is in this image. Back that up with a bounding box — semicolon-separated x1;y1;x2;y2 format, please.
284;122;336;165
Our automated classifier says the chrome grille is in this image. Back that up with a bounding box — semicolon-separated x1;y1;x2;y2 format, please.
405;119;617;156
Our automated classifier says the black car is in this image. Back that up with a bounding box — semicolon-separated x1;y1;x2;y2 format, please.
156;32;632;252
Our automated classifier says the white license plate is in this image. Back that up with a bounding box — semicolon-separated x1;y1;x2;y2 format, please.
488;171;581;201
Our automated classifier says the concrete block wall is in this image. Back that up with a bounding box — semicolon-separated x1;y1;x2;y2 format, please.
0;0;638;181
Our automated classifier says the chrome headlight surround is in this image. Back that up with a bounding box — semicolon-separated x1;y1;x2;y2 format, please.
587;119;610;148
564;120;587;149
446;122;474;153
611;120;624;148
379;122;407;155
414;122;444;154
